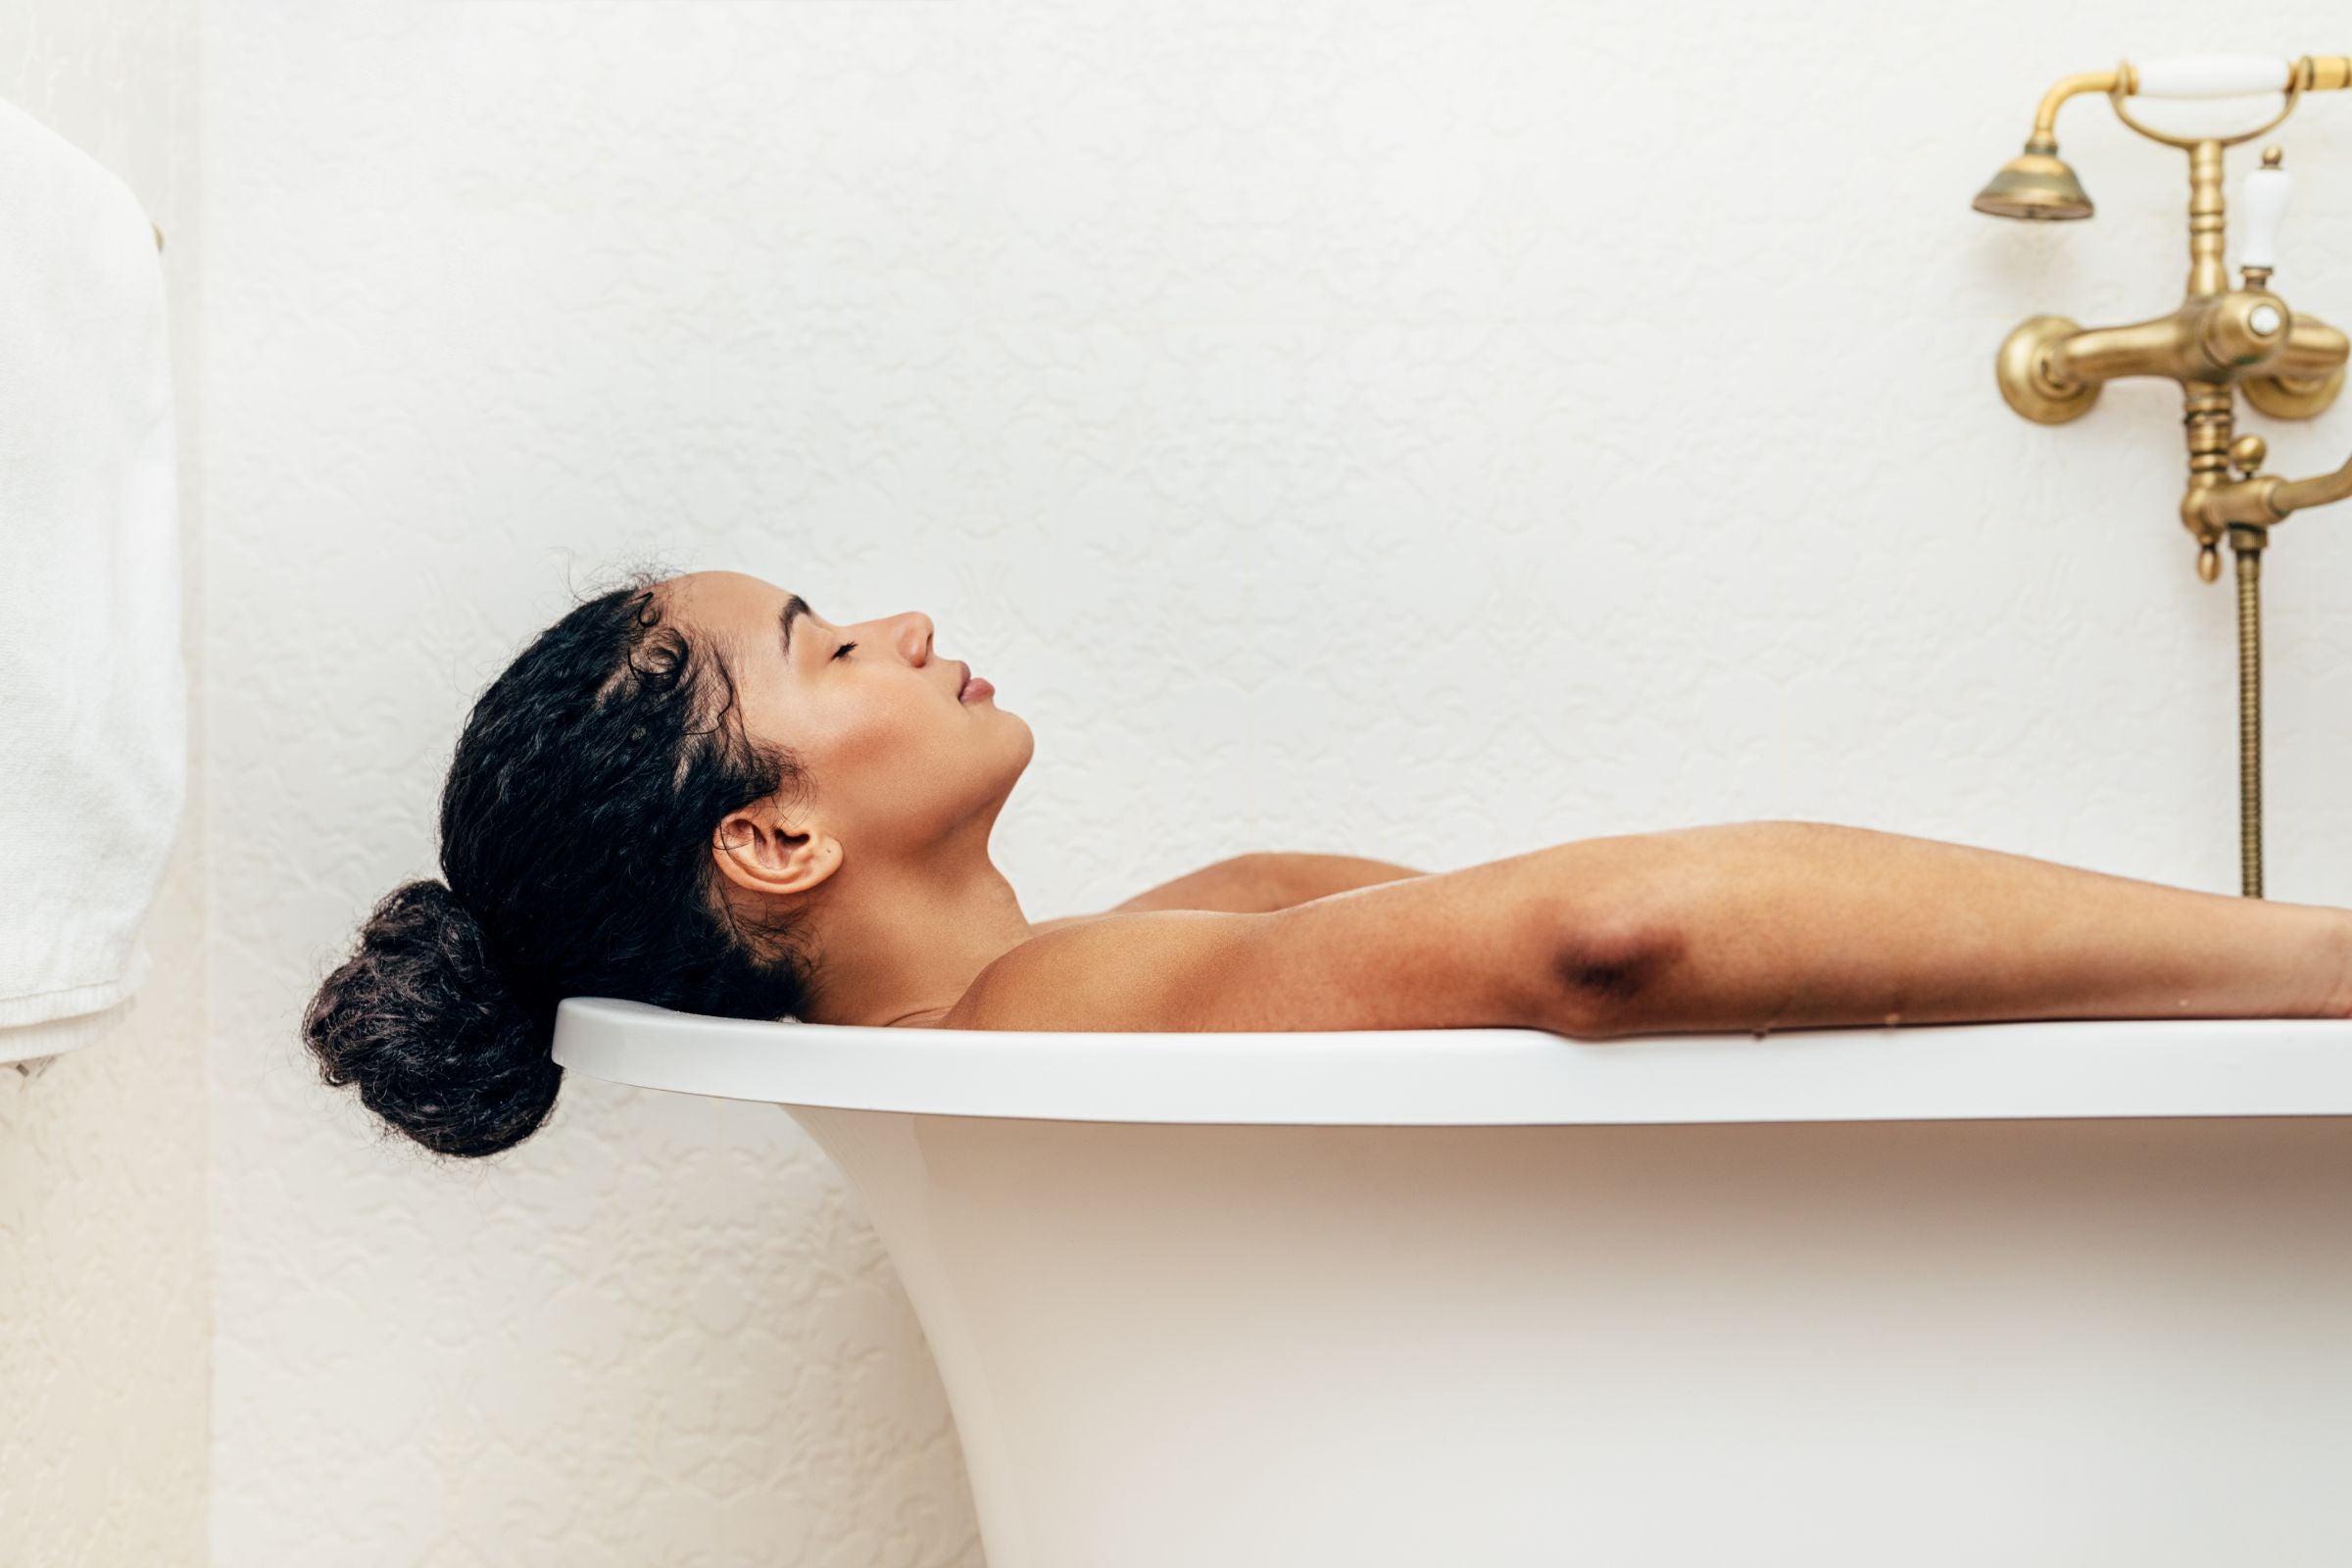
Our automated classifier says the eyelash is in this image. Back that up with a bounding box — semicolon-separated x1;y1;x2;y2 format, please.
831;640;858;662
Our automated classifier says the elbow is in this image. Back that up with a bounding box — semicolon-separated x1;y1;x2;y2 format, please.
1546;907;1687;1041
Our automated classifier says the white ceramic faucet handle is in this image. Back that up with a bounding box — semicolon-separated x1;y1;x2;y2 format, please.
2241;157;2292;271
2131;55;2294;98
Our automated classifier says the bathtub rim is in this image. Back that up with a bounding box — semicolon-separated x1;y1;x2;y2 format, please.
548;995;2352;1126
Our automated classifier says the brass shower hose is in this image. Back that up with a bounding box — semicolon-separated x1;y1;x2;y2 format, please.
2234;533;2264;899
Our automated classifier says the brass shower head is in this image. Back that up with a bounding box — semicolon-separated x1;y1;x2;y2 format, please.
1972;139;2095;220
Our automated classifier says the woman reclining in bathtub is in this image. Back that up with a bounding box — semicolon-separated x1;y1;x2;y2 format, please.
302;567;2352;1159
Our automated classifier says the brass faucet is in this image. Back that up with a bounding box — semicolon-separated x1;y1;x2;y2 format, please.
1978;55;2352;897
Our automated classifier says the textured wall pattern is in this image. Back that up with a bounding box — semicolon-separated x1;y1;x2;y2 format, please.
204;3;2352;1565
0;0;209;1563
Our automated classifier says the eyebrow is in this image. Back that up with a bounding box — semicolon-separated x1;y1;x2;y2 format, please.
777;594;814;661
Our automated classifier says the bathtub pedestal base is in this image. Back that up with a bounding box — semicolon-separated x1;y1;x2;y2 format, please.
791;1108;2352;1568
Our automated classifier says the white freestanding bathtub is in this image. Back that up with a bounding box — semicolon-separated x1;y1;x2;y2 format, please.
552;997;2352;1567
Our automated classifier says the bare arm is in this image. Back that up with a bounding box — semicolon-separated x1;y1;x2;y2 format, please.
961;820;2351;1037
957;839;1651;1034
1587;818;2352;1037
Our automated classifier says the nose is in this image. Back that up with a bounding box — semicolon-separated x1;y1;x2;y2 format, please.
898;612;935;662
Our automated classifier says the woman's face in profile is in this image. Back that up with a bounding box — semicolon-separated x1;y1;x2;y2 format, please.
669;569;1031;861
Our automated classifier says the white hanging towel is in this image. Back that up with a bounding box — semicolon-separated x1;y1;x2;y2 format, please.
0;93;184;1055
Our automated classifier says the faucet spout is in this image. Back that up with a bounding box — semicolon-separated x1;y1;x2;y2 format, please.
2186;444;2352;530
2271;448;2352;515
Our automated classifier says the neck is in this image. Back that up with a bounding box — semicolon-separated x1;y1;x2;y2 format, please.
798;847;1036;1029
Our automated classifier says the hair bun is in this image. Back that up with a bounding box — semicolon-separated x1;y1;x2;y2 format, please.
301;878;563;1158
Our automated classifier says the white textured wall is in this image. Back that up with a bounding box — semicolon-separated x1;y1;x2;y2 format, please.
0;1;209;1563
205;3;2352;1565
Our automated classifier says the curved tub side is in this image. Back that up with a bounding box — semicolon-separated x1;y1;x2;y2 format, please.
784;1104;1036;1567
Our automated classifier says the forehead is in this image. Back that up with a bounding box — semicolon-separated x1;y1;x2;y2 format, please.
674;571;786;634
679;570;777;609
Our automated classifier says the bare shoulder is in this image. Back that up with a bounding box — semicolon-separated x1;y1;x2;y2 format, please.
936;909;1263;1033
935;854;1609;1035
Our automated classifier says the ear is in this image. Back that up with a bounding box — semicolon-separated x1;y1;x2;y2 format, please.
710;799;842;900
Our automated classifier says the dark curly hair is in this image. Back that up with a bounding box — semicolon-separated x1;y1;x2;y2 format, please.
300;564;822;1160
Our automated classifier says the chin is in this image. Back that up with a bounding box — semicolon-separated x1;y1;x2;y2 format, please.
998;709;1035;769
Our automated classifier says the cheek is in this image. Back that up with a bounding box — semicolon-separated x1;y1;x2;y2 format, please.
819;689;944;770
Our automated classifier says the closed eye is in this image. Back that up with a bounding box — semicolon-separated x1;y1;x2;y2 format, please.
831;640;858;662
